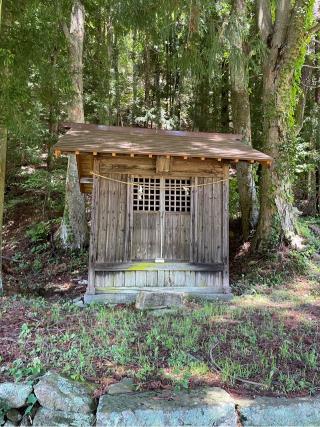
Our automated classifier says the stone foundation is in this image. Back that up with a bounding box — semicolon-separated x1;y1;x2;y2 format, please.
1;372;320;427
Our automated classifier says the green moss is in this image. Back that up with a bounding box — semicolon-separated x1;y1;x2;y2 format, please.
128;262;157;271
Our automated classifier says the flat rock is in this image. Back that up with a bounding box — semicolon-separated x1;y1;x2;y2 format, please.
136;291;185;310
0;383;32;408
34;371;96;414
97;387;236;427
33;407;95;427
108;378;135;395
238;396;320;426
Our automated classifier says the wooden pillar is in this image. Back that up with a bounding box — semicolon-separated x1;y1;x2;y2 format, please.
0;126;7;294
87;157;99;295
221;163;230;293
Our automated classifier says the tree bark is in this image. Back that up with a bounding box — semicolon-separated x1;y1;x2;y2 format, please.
113;33;121;126
60;0;89;249
144;40;151;127
131;30;139;125
253;0;314;250
0;0;6;294
0;126;7;294
312;35;320;213
220;60;230;132
230;0;259;240
95;10;111;124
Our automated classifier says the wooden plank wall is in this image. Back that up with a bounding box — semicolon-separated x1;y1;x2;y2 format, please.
163;213;190;260
88;158;229;293
132;212;161;260
191;173;225;264
95;171;129;263
94;271;223;292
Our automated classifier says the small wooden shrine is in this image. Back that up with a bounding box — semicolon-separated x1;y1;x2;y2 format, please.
54;124;272;303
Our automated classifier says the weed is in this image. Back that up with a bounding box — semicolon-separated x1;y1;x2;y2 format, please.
1;291;319;396
8;358;43;382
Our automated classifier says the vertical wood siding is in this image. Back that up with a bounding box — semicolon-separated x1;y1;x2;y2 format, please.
89;161;229;293
131;212;161;260
191;177;223;264
163;213;190;260
94;270;223;291
96;171;128;263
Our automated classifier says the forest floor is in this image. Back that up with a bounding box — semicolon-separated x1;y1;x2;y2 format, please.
1;200;320;398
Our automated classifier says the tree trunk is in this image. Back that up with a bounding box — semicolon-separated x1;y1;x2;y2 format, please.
194;76;210;132
131;30;139;125
95;11;111;125
144;41;151;127
153;51;162;128
113;33;121;126
0;126;7;294
220;60;230;132
0;0;6;294
230;0;259;240
313;35;320;213
253;0;314;250
60;0;89;249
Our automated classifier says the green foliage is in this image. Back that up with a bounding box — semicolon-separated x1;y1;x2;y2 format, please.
0;404;10;425
229;177;240;219
8;358;43;382
1;291;319;395
24;393;38;417
26;219;60;254
26;222;51;244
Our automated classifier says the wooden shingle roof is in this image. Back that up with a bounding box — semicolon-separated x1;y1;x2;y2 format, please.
54;123;272;164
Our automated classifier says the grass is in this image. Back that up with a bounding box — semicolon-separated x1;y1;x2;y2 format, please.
1;214;319;397
1;272;319;397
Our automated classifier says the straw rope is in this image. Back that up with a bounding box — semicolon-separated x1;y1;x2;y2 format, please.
90;171;230;189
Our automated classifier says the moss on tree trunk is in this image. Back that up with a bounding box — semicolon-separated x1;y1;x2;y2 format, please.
254;0;315;250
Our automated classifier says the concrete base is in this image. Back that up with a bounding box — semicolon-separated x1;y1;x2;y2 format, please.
83;287;233;305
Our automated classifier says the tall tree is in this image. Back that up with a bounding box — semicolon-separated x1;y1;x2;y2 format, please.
0;0;7;294
254;0;316;250
0;127;6;295
60;0;89;249
229;0;259;240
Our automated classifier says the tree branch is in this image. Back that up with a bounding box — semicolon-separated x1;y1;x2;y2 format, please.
272;0;292;48
256;0;273;43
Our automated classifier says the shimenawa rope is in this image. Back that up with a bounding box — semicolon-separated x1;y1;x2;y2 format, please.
90;171;230;190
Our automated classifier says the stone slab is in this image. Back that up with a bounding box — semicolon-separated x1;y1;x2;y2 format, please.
97;387;237;427
136;291;186;310
33;407;95;427
238;396;320;426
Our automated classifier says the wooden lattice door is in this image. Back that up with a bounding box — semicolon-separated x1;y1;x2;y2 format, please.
131;177;191;261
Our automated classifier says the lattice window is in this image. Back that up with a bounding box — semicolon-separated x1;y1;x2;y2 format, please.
133;177;191;212
165;179;191;212
133;177;160;211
